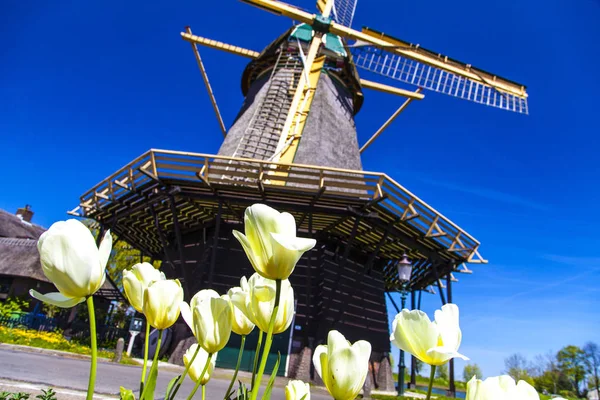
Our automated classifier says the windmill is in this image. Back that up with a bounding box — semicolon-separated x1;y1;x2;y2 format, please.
72;0;528;393
182;0;528;170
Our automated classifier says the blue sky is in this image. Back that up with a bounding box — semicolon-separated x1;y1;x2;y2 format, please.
2;0;599;379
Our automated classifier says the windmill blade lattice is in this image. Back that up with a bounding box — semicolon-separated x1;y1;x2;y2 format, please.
350;45;529;114
317;0;358;27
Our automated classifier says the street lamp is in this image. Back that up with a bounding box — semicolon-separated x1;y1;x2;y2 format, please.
397;253;412;396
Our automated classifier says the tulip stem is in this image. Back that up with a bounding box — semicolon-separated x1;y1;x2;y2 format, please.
186;353;213;400
251;330;264;389
85;296;97;400
225;335;246;400
202;384;206;400
426;365;436;400
140;329;163;400
140;320;150;392
168;344;201;400
249;279;281;400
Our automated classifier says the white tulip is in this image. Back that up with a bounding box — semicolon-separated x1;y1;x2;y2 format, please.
313;330;371;400
227;277;255;336
285;380;311;400
466;375;540;400
390;303;468;366
230;273;294;334
122;262;165;313
183;344;216;385
232;204;316;280
30;219;112;308
180;289;233;353
143;279;183;330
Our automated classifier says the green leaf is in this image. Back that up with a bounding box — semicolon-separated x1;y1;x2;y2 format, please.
261;352;281;400
299;395;307;400
165;375;181;400
119;386;136;400
141;362;159;400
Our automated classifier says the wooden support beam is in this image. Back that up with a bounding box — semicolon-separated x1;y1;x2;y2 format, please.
360;89;422;154
360;79;425;100
180;32;260;59
150;203;176;272
431;263;447;305
208;201;223;287
185;27;227;137
169;195;190;299
334;226;389;327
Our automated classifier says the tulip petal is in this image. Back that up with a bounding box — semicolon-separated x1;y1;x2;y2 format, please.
271;233;316;252
245;204;279;263
29;290;85;308
516;380;539;399
434;303;462;351
38;220;100;298
98;229;113;269
233;230;264;275
390;309;439;363
180;301;194;335
274;211;297;237
328;346;366;400
312;344;327;380
426;346;469;366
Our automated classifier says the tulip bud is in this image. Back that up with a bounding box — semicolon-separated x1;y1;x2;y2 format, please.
143;279;183;330
466;375;540;400
285;380;311;400
231;273;294;334
181;289;233;353
30;219;112;308
183;344;216;385
390;303;468;366
232;204;316;280
227;277;255;336
312;330;371;400
123;262;166;313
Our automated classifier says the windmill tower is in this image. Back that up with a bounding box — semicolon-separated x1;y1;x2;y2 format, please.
72;0;528;393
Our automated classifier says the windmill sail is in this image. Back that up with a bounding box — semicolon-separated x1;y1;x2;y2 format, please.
348;27;529;115
351;44;528;114
317;0;358;27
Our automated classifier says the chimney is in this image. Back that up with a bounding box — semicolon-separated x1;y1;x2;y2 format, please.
16;205;34;222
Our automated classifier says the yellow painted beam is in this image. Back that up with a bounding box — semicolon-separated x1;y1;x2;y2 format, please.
271;35;327;168
240;0;527;98
277;55;326;165
360;79;424;100
360;27;527;97
180;32;260;58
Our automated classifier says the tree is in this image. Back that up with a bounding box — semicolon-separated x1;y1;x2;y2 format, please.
504;353;533;382
584;342;600;396
106;239;161;293
85;220;161;294
557;345;587;397
532;351;562;394
463;363;483;381
436;363;448;380
413;358;424;376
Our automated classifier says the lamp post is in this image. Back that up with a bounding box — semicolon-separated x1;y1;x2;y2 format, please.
396;254;412;396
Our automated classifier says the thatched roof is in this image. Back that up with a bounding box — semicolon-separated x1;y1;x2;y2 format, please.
0;209;45;240
0;209;118;296
0;237;47;281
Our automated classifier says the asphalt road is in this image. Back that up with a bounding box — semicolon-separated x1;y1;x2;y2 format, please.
0;348;330;399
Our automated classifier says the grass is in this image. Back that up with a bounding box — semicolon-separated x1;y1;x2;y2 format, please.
0;325;135;364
